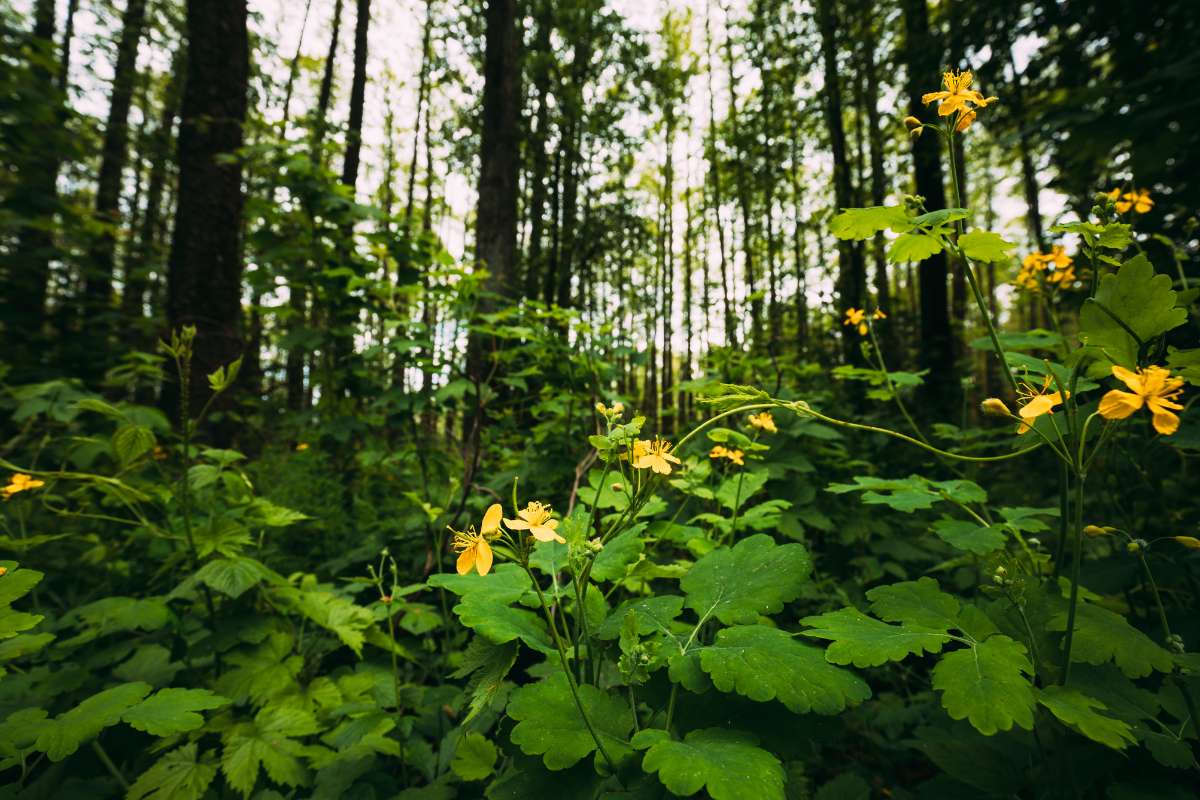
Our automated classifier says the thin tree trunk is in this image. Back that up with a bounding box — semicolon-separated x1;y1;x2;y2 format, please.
901;0;957;413
404;0;434;231
705;0;737;350
83;0;149;369
723;12;761;350
164;0;249;440
522;0;554;299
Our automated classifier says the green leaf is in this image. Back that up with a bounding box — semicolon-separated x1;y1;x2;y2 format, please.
221;706;318;797
451;639;518;723
930;519;1007;554
35;682;151;761
456;600;554;654
427;563;530;605
634;728;785;800
800;607;949;667
1048;602;1173;678
1078;254;1187;368
887;233;944;263
590;530;644;582
1037;685;1136;750
123;688;230;736
958;231;1017;263
507;674;634;770
932;635;1034;735
0;563;44;607
866;578;960;630
830;205;911;240
128;744;219;800
681;534;812;625
697;625;870;714
451;733;498;781
912;208;969;228
596;595;684;640
194;557;279;599
112;424;156;466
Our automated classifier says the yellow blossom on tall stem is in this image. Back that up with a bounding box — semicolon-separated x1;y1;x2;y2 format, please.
505;501;565;543
709;445;745;466
844;308;868;336
921;69;997;131
1098;365;1184;435
2;473;44;501
1109;188;1153;215
452;530;494;576
1016;376;1069;435
632;438;681;475
748;411;777;433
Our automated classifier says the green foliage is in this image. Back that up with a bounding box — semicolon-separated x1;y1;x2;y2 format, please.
681;534;811;624
506;674;634;770
1078;254;1188;368
634;728;786;800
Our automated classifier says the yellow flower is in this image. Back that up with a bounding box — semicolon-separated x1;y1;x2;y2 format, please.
1083;525;1112;538
921;69;997;130
1016;376;1069;435
709;445;745;466
1112;188;1153;215
296;442;310;452
452;530;493;576
481;503;503;537
872;309;887;321
1098;365;1184;435
1046;264;1076;287
748;411;777;433
633;438;681;475
2;473;45;501
843;308;868;336
980;398;1012;417
1174;536;1200;550
505;501;565;543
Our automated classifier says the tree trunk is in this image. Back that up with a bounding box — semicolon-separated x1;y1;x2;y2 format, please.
901;0;957;414
404;0;434;232
164;0;250;436
705;0;737;350
522;0;554;299
723;16;761;350
816;0;866;364
83;0;148;370
311;0;344;161
465;0;522;456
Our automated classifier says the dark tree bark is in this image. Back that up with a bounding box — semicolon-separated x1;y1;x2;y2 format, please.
901;0;957;413
522;0;554;299
404;0;435;232
705;0;737;350
465;0;522;454
3;0;60;368
311;0;344;161
816;0;866;364
122;50;184;352
164;0;250;431
83;0;149;369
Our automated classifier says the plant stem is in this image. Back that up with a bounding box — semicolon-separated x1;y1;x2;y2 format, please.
1060;469;1086;685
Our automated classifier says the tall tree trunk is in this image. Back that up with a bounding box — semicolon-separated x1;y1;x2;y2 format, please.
83;0;149;372
3;0;59;372
465;0;522;459
522;0;554;299
404;0;435;232
788;115;808;353
122;51;184;356
723;14;761;350
705;0;737;350
816;0;866;364
278;0;314;136
862;18;892;324
164;0;250;437
901;0;957;413
311;0;344;161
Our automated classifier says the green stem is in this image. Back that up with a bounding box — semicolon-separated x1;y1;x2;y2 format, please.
1061;470;1087;685
91;739;129;791
528;569;618;774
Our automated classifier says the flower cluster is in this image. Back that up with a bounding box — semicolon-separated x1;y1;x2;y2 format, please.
451;499;570;577
709;445;745;466
2;473;44;501
1107;188;1153;215
1014;246;1075;292
921;69;997;132
843;308;886;336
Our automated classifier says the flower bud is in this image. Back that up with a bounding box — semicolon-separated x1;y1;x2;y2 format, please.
1173;535;1200;550
595;401;607;414
611;482;624;493
381;595;393;604
1083;525;1110;538
612;402;625;415
0;567;7;577
980;398;1011;417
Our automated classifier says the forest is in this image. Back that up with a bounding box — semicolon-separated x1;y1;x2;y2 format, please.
1;0;1199;797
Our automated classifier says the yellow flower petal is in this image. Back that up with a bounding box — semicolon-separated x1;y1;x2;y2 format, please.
482;503;503;536
456;546;476;576
1099;389;1143;420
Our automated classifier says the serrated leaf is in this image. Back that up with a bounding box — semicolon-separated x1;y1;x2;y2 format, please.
1078;254;1187;368
681;534;811;625
507;674;633;770
193;557;278;599
35;682;151;761
452;639;517;722
930;518;1007;554
590;530;644;582
697;625;870;714
888;233;944;263
427;563;530;605
800;607;949;667
113;424;156;466
932;635;1034;735
0;564;44;606
1037;685;1135;749
958;230;1017;263
830;205;911;240
866;578;960;630
123;688;230;736
634;727;785;800
1048;602;1173;678
128;744;218;800
595;595;684;640
451;732;498;781
456;599;554;654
